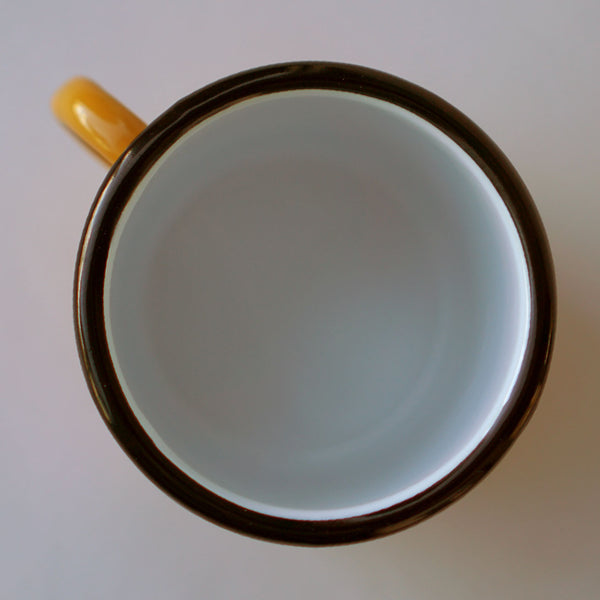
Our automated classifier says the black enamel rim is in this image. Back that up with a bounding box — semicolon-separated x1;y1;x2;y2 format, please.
74;62;556;545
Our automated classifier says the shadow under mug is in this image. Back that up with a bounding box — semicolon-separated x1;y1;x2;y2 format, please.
53;62;555;545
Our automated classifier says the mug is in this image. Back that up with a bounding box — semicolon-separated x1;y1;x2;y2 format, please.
53;62;555;545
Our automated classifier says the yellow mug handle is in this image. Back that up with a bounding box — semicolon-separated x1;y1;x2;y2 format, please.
52;77;146;165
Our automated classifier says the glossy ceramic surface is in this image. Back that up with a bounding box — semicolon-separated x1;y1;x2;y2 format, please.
72;62;555;545
52;77;146;164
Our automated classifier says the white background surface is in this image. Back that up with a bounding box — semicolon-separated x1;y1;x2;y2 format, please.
1;1;599;598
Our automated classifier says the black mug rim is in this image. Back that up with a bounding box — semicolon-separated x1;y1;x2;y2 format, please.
74;61;556;545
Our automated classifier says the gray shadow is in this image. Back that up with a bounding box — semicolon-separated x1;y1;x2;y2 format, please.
330;285;600;598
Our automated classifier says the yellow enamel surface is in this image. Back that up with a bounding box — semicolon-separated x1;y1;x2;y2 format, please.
52;77;146;165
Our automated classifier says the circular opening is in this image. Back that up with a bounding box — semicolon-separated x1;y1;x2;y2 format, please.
104;90;530;520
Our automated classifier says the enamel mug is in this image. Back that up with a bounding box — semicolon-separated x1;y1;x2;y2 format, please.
53;62;555;545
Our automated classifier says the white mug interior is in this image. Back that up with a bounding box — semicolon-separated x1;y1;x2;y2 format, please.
104;89;531;520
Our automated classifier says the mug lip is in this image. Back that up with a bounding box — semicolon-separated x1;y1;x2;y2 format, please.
74;61;556;545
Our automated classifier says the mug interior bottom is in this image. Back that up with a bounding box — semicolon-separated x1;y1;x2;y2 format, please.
104;90;530;520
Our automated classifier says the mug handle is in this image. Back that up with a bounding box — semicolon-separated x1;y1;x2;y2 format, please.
52;78;146;165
